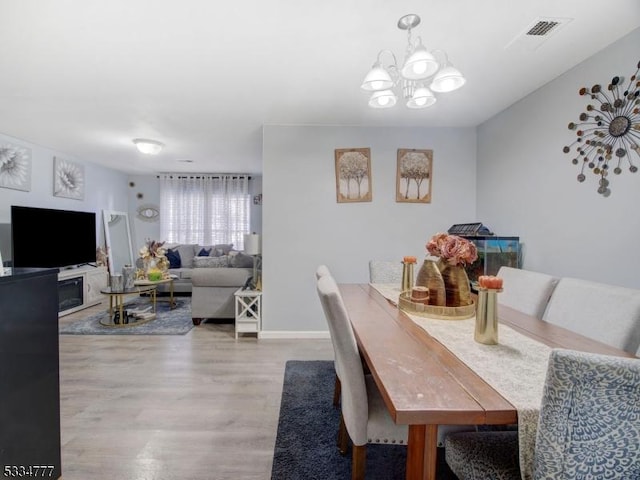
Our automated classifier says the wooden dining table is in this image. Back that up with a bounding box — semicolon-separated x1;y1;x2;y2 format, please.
338;283;637;480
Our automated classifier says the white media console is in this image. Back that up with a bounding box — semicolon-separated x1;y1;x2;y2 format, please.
58;265;108;317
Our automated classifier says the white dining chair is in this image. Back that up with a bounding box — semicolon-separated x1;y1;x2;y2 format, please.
316;274;408;480
445;348;640;479
496;266;558;319
315;264;342;407
368;260;404;284
315;264;332;280
542;277;640;356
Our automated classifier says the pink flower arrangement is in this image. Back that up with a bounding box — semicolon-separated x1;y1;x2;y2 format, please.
426;232;478;266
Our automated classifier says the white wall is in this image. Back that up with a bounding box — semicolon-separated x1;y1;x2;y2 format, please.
477;27;640;289
126;175;163;253
263;125;477;332
0;132;129;262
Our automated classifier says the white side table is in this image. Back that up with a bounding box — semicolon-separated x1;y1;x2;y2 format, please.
234;288;262;339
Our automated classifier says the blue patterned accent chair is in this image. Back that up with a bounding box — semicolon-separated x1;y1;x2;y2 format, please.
445;348;640;479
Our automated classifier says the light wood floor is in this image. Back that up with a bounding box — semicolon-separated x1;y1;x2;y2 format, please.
58;300;334;480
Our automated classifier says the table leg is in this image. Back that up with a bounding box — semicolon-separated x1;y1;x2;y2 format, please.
152;288;157;312
169;280;175;309
118;294;124;325
406;424;438;480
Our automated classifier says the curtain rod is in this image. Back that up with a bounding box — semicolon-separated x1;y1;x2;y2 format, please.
156;174;252;180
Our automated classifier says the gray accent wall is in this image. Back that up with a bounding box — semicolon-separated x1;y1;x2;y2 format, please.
263;125;477;332
477;27;640;289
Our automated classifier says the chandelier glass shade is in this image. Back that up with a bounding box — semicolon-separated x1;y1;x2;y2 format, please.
369;89;398;108
360;62;394;91
431;65;466;93
360;14;465;109
401;42;439;80
406;86;436;109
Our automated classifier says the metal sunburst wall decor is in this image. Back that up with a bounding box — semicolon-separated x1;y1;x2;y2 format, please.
563;60;640;197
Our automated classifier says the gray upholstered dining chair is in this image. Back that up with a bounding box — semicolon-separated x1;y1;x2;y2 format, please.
316;274;408;480
542;277;640;356
315;264;332;280
496;266;558;319
315;264;342;407
445;348;640;479
368;260;404;284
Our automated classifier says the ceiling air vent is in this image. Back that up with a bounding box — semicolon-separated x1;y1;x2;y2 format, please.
505;17;573;51
526;20;560;36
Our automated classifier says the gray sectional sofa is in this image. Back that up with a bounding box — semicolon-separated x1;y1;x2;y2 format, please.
144;243;254;324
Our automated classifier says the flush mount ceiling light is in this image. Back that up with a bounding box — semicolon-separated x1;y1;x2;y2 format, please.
360;14;465;109
133;138;164;155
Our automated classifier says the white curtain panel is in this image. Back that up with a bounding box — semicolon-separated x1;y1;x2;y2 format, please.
159;174;250;249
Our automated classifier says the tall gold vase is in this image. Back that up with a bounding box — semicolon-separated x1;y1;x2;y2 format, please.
437;259;472;307
416;259;446;306
475;288;499;344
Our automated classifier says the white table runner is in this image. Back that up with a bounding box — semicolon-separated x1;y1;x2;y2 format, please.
369;283;550;480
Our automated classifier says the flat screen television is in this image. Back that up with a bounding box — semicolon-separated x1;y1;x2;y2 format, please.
11;205;97;269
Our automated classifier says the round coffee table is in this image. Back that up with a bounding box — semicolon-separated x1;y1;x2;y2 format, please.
134;276;177;309
99;285;158;327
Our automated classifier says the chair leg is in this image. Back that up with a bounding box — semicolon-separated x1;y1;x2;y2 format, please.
352;444;366;480
338;413;349;455
333;375;341;407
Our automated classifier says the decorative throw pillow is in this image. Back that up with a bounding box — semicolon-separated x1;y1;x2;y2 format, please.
230;252;255;268
197;247;211;257
211;244;234;256
166;249;182;269
193;255;229;268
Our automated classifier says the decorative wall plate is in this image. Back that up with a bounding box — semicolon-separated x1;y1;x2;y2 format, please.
136;204;160;222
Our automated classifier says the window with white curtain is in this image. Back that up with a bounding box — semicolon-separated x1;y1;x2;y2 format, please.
159;174;250;250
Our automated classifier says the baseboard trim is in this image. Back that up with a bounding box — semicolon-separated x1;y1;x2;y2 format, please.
259;331;330;339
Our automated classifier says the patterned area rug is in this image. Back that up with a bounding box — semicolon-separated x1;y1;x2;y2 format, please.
270;360;456;480
59;297;194;335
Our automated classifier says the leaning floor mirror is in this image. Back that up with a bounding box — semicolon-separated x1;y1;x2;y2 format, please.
103;210;134;276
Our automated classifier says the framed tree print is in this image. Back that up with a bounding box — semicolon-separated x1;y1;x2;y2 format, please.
396;148;432;203
335;148;372;203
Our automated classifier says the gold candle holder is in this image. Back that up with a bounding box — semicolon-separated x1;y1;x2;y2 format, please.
474;287;502;345
401;257;416;292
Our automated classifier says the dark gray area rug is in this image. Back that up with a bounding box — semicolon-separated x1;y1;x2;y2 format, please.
59;297;194;335
271;360;457;480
